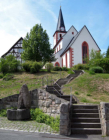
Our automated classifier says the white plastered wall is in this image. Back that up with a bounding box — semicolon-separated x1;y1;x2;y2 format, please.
61;26;78;52
71;26;100;65
62;50;70;68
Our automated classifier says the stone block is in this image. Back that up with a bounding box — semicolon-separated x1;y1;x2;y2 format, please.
55;99;61;104
60;128;71;136
60;103;69;113
60;113;69;120
47;107;52;113
60;119;69;126
46;100;52;107
32;100;38;106
10;102;18;107
39;96;44;100
7;109;31;120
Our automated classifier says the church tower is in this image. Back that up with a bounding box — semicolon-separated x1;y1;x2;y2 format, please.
53;7;67;46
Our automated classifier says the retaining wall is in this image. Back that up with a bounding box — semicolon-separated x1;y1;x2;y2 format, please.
0;89;68;117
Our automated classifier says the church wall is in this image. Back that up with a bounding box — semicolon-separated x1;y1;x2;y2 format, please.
71;27;100;65
62;26;77;53
62;50;70;68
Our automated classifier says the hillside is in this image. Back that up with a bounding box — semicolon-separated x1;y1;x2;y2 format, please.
62;71;109;104
0;71;68;99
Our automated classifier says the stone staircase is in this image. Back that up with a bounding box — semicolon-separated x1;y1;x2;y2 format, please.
70;105;102;134
46;70;83;103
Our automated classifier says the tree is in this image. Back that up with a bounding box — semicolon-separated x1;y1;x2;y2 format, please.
0;55;20;74
106;46;109;58
21;24;56;63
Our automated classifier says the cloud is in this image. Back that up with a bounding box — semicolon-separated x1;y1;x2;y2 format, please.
0;0;41;57
33;0;57;23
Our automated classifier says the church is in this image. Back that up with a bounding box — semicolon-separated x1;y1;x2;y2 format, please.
53;7;100;68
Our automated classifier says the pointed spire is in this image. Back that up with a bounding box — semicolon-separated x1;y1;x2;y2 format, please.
56;7;66;31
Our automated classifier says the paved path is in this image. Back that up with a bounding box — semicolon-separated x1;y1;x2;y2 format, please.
0;130;109;140
0;117;109;140
0;117;58;134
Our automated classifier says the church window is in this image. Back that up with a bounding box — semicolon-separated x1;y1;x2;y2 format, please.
72;32;74;34
82;42;89;64
55;62;60;67
60;34;62;38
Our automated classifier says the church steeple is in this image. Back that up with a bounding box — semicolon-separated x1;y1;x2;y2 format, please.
56;7;66;32
53;7;67;46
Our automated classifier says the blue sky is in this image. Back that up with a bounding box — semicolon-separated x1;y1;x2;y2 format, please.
0;0;109;57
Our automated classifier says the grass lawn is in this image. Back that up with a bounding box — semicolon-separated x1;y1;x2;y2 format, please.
62;71;109;104
0;71;68;99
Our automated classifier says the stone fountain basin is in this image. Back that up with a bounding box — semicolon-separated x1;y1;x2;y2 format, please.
7;109;31;120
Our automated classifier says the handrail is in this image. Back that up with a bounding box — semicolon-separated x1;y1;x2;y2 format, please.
52;87;62;97
53;79;61;88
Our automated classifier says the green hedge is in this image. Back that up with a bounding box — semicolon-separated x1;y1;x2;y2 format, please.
89;66;103;73
22;61;42;73
72;63;89;70
92;58;109;72
45;63;53;72
53;66;62;71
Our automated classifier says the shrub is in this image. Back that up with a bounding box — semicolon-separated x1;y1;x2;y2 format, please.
74;91;79;95
30;61;42;73
72;63;84;70
0;55;20;74
62;67;68;71
89;70;95;75
87;93;91;96
53;66;62;71
22;61;32;72
0;73;3;79
92;58;109;73
30;108;60;132
3;73;14;81
89;66;103;73
67;69;75;74
0;109;7;117
22;61;42;73
45;63;53;72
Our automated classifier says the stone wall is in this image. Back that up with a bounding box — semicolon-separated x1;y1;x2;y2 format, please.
100;102;109;136
60;103;71;135
0;88;68;117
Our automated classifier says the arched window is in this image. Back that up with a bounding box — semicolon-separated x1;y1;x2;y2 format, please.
55;62;60;67
82;42;89;64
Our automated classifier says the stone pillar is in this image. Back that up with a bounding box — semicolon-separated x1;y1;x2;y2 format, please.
100;102;109;136
60;103;71;136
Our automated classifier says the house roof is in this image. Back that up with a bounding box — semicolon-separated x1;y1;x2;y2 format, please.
2;37;23;58
60;25;101;57
56;7;66;31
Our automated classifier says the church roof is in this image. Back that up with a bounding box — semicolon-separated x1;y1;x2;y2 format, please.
56;7;66;31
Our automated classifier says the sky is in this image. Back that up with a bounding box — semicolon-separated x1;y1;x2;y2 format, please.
0;0;109;57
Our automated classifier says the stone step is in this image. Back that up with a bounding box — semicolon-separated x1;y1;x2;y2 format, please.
72;109;98;113
72;113;99;118
71;118;100;123
72;105;98;110
71;122;101;128
47;86;61;89
71;128;102;134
